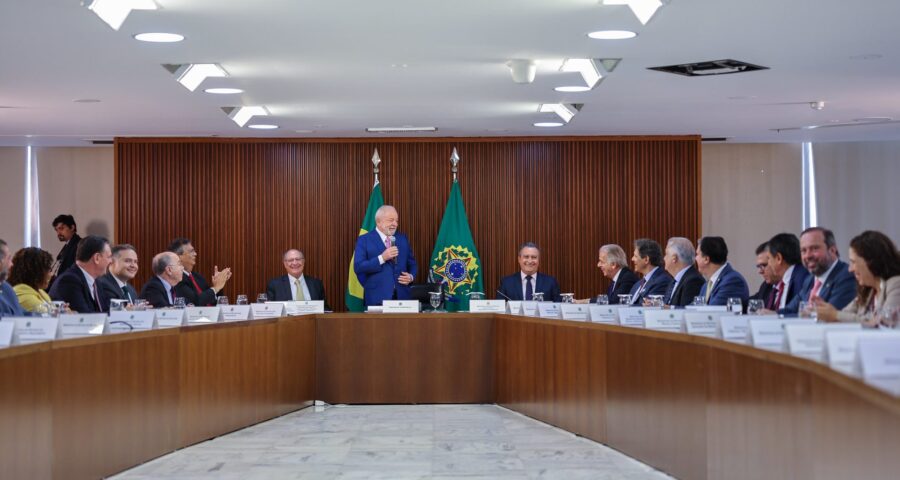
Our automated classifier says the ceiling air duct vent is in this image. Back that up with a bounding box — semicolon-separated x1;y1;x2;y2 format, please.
648;59;768;77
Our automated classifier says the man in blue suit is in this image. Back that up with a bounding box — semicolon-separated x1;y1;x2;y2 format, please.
786;227;857;313
628;238;674;305
49;235;112;313
696;236;749;308
0;239;28;317
497;242;560;302
354;205;418;306
763;233;810;315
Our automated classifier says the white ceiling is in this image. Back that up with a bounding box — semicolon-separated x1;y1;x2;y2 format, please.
2;0;900;146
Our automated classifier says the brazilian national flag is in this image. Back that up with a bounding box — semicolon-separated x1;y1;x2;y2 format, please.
345;183;384;311
429;181;483;311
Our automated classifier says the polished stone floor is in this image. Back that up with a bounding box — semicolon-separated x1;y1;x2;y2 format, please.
112;404;673;479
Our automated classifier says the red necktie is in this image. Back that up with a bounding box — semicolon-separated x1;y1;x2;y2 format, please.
773;280;785;310
188;273;202;294
809;279;823;300
92;282;102;311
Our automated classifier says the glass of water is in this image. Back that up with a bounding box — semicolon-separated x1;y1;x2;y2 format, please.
560;293;575;303
256;293;268;303
468;291;485;301
618;294;632;305
595;294;609;305
798;300;817;319
217;296;229;305
109;299;128;312
173;297;186;309
647;294;665;307
692;295;706;306
429;292;443;312
532;292;545;302
236;295;249;305
727;297;743;315
747;299;764;315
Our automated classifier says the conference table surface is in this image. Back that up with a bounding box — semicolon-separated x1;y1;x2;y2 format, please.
1;312;898;480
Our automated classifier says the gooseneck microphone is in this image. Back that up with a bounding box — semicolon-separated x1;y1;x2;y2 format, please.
496;289;512;301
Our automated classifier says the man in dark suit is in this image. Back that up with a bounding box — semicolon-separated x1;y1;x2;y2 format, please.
628;239;674;305
749;242;774;304
353;205;418;306
169;238;231;306
49;235;112;313
266;248;329;308
764;233;810;315
497;242;561;302
97;244;140;310
663;237;705;307
140;252;185;308
786;227;857;313
50;214;81;285
696;236;750;307
0;239;28;317
579;244;638;304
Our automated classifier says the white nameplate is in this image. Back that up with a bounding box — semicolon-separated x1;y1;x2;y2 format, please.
827;331;900;377
522;301;539;317
684;312;721;337
8;317;59;345
644;309;685;333
617;307;649;328
470;300;507;313
186;306;222;324
155;309;186;329
785;323;862;363
506;301;523;315
719;316;750;343
685;305;729;313
220;305;252;322
108;311;157;333
589;305;621;324
281;300;325;315
749;317;816;352
0;320;14;348
537;302;561;318
560;304;590;321
59;313;108;339
857;336;900;395
251;302;286;319
382;300;420;314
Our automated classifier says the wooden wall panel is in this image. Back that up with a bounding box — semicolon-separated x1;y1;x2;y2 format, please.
0;345;53;480
115;136;700;310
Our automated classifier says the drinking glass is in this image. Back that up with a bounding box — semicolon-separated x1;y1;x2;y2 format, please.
798;300;817;319
173;297;186;309
647;294;665;307
217;296;230;305
51;300;67;317
256;293;268;303
692;296;706;306
236;295;249;305
468;292;485;301
878;306;899;329
429;292;443;312
747;299;764;315
560;293;575;303
726;297;743;315
109;299;128;312
532;292;545;302
618;294;632;305
595;294;609;305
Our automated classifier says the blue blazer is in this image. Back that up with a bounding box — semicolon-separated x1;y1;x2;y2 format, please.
353;230;417;306
496;273;561;302
699;263;749;307
786;260;857;312
49;265;104;313
627;268;674;305
0;281;28;317
776;266;811;315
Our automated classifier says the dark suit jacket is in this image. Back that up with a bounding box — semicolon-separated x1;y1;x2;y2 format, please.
496;272;561;302
776;266;811;315
266;274;329;309
666;266;706;307
786;260;858;312
600;268;640;304
140;275;176;309
749;281;773;302
49;264;103;313
353;231;418;306
97;272;138;311
176;271;217;307
50;234;81;287
699;263;750;307
628;267;674;305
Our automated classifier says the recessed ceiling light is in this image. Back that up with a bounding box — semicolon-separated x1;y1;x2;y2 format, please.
86;0;158;31
295;130;315;133
248;124;278;130
534;122;564;128
175;64;228;91
587;30;637;40
73;98;101;103
366;127;438;133
134;32;184;43
554;86;592;93
602;0;663;25
204;88;244;94
228;106;268;127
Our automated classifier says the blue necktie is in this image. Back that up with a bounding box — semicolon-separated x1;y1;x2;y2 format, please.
525;275;533;301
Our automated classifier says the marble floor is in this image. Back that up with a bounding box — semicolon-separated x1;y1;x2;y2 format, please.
111;404;674;480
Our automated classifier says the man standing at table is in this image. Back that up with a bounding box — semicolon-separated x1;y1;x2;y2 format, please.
353;205;417;306
496;242;560;302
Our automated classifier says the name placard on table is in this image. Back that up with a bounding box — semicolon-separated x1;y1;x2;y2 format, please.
560;304;590;321
507;301;523;315
857;335;900;395
644;309;685;333
186;306;222;324
685;305;729;313
0;320;15;348
220;305;252;322
748;317;816;352
827;330;900;377
469;300;506;313
785;323;862;362
155;309;186;329
108;311;157;333
382;300;420;314
617;307;650;328
6;317;58;345
719;315;750;343
280;300;326;315
684;312;721;337
589;305;621;324
251;302;286;319
59;313;107;339
537;302;561;318
521;301;539;317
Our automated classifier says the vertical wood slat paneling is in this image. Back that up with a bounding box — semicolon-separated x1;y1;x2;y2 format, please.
115;136;700;310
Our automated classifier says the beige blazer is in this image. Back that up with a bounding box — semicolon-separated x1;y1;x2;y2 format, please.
837;275;900;323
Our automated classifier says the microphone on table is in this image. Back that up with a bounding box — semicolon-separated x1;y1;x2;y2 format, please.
496;290;512;301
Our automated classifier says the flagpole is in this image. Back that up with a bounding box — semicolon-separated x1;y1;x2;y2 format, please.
372;148;382;184
450;147;460;182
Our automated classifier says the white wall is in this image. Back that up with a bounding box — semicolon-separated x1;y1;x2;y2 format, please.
0;147;26;253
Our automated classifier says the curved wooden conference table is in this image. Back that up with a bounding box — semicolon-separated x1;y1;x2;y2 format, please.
1;313;898;480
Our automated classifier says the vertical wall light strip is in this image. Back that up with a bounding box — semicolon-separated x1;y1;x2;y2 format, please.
801;142;818;229
24;146;41;247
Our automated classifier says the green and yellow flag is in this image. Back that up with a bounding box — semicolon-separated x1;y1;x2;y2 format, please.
429;181;483;312
345;183;384;311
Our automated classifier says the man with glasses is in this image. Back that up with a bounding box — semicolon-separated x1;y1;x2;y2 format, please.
169;237;231;306
266;249;328;308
